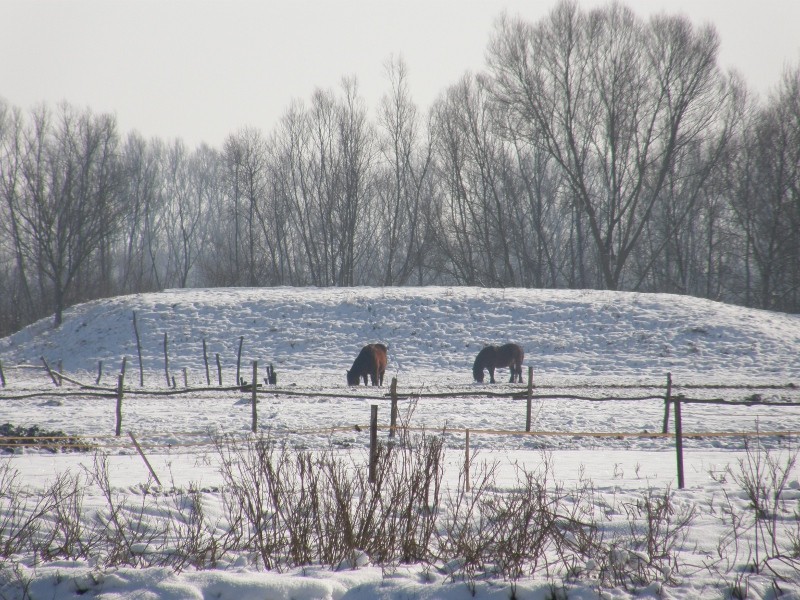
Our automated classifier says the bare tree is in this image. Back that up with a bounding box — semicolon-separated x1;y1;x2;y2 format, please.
0;100;41;333
12;104;122;326
273;80;377;286
117;133;165;292
160;140;217;288
432;74;532;286
487;1;727;290
376;56;436;285
219;129;269;285
730;65;800;310
336;78;376;285
431;77;482;285
500;101;568;288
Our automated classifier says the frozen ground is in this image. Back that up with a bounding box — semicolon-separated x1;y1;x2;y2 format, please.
1;287;799;599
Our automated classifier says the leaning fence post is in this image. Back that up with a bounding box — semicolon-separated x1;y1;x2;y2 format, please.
675;394;685;489
662;372;672;434
0;360;5;387
115;374;124;436
251;361;258;433
465;428;471;493
128;432;162;486
369;405;378;484
41;357;60;387
216;353;222;386
526;366;534;432
389;377;398;439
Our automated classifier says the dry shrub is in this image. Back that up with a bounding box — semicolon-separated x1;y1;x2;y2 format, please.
214;430;445;570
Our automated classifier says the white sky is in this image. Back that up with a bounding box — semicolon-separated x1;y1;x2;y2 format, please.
2;0;799;149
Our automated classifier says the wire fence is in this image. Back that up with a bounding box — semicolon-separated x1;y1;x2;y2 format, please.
3;363;800;465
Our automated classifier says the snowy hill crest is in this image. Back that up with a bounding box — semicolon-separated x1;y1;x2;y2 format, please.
1;287;799;383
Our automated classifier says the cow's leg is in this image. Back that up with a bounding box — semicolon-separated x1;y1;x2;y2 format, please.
489;367;496;384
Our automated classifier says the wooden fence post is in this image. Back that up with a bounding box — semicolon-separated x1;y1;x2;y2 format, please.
526;366;534;432
662;372;672;434
96;361;103;385
120;356;127;381
163;332;170;387
389;377;398;439
465;428;471;493
369;405;378;484
265;364;277;385
251;361;258;433
115;374;124;436
203;339;210;385
236;336;244;385
216;353;222;385
0;360;5;387
675;394;685;489
133;311;144;387
183;367;188;388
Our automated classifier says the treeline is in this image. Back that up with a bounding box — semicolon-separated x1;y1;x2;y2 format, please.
1;1;799;337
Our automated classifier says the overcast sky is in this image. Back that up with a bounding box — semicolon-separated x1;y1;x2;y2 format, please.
2;0;799;149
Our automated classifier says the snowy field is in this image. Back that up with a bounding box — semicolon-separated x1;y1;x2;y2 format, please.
1;287;800;599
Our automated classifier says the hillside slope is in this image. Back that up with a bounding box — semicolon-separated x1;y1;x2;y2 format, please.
1;287;799;384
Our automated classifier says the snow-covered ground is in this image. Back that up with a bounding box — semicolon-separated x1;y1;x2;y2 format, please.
1;287;799;599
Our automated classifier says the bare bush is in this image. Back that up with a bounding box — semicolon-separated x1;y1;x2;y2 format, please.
158;485;230;571
436;457;500;588
599;486;697;588
36;471;100;562
0;463;57;562
725;439;800;582
438;453;602;588
83;453;168;568
215;435;287;569
214;430;445;571
491;458;597;582
0;434;727;593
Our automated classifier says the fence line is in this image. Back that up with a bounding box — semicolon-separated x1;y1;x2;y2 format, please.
5;362;797;389
3;367;800;462
3;387;798;406
3;359;799;405
4;420;800;492
3;425;799;450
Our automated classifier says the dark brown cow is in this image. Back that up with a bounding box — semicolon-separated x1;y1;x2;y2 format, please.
472;343;524;383
347;343;388;386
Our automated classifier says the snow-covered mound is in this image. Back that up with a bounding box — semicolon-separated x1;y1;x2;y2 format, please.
2;287;799;383
3;287;800;600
